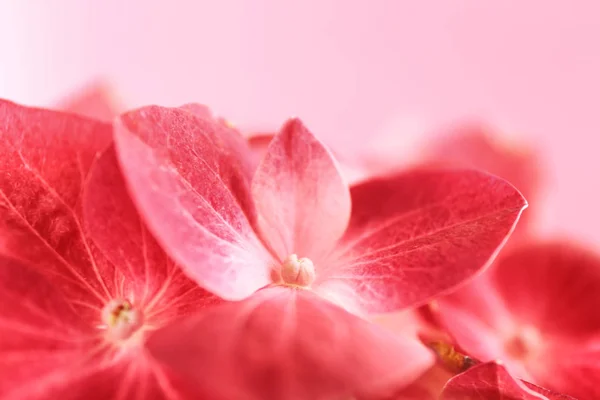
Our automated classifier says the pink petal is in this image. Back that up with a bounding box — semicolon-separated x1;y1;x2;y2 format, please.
317;168;527;314
424;123;542;240
84;146;220;318
114;105;271;300
0;99;114;310
492;242;600;339
541;343;600;400
147;286;434;400
440;362;574;400
57;82;121;122
438;242;600;398
179;103;257;174
252;119;351;263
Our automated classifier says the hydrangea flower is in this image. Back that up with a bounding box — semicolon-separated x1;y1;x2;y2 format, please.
109;105;527;398
0;100;219;399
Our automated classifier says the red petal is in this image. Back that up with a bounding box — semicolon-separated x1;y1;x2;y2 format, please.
84;146;220;319
316;168;527;314
114;105;271;300
0;256;94;399
0;100;113;310
147;286;434;400
493;242;600;338
440;362;574;400
252;119;351;263
57;82;121;122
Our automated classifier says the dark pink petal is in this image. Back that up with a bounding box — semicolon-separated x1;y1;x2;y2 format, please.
424;123;542;238
147;286;434;400
57;82;121;122
427;123;540;208
0;99;114;311
316;168;527;315
252;119;351;263
114;106;271;300
84;146;220;319
440;362;574;400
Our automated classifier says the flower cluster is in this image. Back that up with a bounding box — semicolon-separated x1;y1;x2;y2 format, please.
0;86;596;399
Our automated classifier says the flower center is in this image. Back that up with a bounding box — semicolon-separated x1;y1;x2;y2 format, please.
281;254;316;287
504;326;541;360
101;299;144;340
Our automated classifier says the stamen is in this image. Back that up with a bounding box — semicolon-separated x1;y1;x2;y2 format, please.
101;299;144;340
505;326;541;360
429;341;478;373
281;254;316;287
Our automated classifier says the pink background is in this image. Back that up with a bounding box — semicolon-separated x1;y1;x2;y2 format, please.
1;1;598;245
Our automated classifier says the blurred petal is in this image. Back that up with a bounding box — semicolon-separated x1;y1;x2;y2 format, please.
247;132;274;163
252;119;351;262
317;168;527;314
114;105;271;300
147;286;434;400
438;242;600;398
493;242;600;338
57;82;121;122
440;362;574;400
84;146;220;316
0;99;113;309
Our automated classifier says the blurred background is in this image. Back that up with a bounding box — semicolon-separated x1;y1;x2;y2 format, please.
1;0;598;246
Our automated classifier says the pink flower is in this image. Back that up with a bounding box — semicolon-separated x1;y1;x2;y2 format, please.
436;242;600;399
108;105;527;398
0;100;219;399
440;361;574;400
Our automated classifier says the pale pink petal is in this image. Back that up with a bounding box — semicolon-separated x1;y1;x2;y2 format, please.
114;106;271;300
252;119;351;264
57;82;121;122
147;286;434;400
316;168;527;315
440;362;574;400
0;99;114;312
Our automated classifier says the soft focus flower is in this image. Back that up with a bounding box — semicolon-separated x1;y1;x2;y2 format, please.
0;100;219;399
440;361;575;400
106;104;527;398
436;242;600;399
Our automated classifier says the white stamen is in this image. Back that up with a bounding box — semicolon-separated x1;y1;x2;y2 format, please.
281;254;316;287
